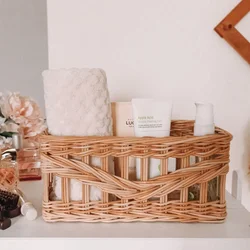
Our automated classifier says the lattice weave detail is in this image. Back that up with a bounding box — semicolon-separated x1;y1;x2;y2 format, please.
41;121;232;223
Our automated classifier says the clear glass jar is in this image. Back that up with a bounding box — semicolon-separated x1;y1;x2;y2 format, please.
12;134;41;181
0;149;18;191
18;139;41;181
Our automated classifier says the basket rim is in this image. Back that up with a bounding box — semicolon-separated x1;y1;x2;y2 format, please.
40;120;233;144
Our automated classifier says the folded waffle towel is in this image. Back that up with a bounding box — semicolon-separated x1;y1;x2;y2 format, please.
42;68;113;201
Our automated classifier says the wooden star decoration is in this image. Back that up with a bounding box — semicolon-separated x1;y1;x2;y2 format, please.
214;0;250;64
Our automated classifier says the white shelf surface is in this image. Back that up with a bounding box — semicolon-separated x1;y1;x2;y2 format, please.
2;181;250;238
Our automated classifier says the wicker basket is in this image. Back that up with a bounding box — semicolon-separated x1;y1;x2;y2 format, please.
40;120;232;223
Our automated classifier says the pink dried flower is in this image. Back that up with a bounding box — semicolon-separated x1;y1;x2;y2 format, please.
0;92;46;137
22;118;47;137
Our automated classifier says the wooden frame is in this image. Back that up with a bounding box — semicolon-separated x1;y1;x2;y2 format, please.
214;0;250;64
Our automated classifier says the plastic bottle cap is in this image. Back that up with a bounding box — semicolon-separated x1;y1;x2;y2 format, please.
26;207;37;221
21;202;37;221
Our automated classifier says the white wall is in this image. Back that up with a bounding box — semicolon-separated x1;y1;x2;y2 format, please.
0;0;48;112
46;0;250;210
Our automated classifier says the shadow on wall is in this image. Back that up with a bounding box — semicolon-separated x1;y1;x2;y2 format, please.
233;120;250;201
232;171;242;200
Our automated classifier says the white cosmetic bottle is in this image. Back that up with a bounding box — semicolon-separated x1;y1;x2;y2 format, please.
192;102;217;201
194;102;215;136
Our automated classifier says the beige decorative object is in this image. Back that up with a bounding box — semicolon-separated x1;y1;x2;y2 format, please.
111;102;135;179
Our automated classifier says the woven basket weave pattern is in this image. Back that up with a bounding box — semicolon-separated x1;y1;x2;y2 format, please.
41;120;232;223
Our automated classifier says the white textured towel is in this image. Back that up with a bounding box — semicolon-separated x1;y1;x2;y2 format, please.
43;68;112;136
42;68;113;201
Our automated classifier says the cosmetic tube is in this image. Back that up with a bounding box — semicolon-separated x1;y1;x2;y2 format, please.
132;99;172;179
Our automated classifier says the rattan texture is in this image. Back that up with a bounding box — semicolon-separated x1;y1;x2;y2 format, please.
41;120;232;223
